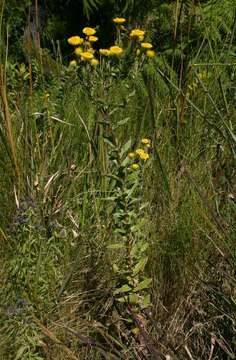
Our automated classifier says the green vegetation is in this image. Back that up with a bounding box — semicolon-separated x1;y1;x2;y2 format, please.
0;0;236;359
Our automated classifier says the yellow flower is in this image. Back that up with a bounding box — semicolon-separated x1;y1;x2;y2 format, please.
136;49;141;56
75;47;83;56
146;50;155;58
128;152;136;159
136;148;145;156
90;58;99;66
113;17;126;24
69;60;77;67
141;138;151;145
99;49;111;56
80;51;94;60
82;27;96;36
136;148;149;161
131;163;140;170
68;36;84;46
138;35;144;42
89;35;98;42
141;42;153;49
109;45;123;56
130;29;145;38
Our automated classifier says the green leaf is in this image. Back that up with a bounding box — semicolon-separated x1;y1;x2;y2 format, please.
113;228;127;235
142;294;151;308
114;284;132;295
112;264;119;273
117;296;126;303
121;156;130;167
114;117;130;130
133;278;152;292
133;257;148;276
120;139;132;157
83;0;102;19
129;293;139;304
103;137;116;148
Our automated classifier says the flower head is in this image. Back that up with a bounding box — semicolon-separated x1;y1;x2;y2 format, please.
69;60;77;67
130;29;145;38
128;152;136;159
109;45;123;56
113;17;126;24
82;27;96;36
141;42;153;49
75;47;83;56
68;36;84;46
89;35;98;42
80;51;94;60
136;148;149;161
146;50;155;58
131;163;140;170
99;49;111;56
90;58;99;66
141;138;151;145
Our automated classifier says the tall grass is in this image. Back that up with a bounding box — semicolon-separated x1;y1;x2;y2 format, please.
0;1;236;359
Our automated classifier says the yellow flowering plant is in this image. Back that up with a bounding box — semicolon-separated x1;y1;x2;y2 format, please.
67;19;156;70
65;17;156;340
105;136;152;312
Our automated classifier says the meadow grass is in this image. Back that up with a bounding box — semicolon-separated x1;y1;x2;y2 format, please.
0;3;236;359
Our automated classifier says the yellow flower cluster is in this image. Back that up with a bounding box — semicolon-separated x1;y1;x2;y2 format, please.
135;148;149;161
67;18;156;66
99;45;123;57
129;29;156;58
128;138;151;171
68;27;100;67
